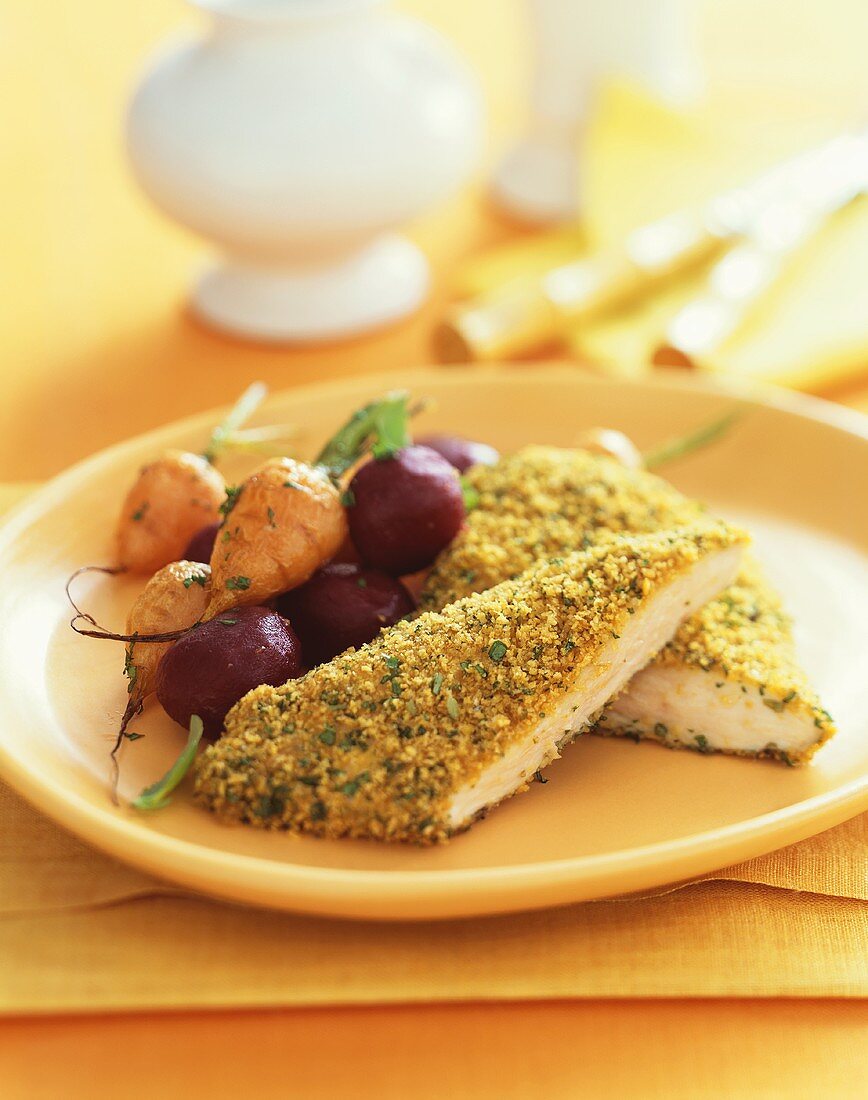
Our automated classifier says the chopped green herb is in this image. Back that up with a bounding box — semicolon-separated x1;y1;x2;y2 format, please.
340;489;356;508
182;571;208;589
283;479;304;491
225;575;251;591
124;731;144;742
763;697;785;712
488;640;508;663
431;672;444;695
220;485;242;518
123;645;138;694
319;726;336;746
357;577;368;589
654;723;668;737
342;772;369;797
267;506;277;528
694;734;711;754
255;792;285;818
446;693;460;720
216;617;238;627
131;502;149;522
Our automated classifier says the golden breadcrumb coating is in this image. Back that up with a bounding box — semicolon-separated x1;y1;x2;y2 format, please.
419;447;834;760
419;447;703;610
194;523;742;843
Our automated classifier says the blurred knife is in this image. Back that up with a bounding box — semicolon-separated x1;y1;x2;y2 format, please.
436;133;868;363
654;131;868;368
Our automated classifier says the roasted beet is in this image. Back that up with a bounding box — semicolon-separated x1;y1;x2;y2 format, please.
277;563;414;666
183;521;221;565
155;606;302;738
346;445;465;575
415;434;499;473
329;535;362;566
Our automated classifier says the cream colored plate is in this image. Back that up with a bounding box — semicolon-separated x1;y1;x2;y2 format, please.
0;366;866;920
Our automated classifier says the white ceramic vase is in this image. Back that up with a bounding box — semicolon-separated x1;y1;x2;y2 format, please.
493;0;701;224
126;0;483;342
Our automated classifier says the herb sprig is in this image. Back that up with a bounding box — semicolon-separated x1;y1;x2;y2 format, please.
642;410;741;471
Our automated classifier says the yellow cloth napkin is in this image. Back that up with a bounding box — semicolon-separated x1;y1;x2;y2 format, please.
2;775;867;1013
1;483;866;1014
457;84;868;390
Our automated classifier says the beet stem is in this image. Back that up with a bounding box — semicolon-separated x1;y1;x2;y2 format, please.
313;392;429;479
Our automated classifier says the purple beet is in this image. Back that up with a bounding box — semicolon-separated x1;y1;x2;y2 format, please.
277;562;414;666
183;521;220;565
347;445;465;575
155;606;302;738
415;434;499;473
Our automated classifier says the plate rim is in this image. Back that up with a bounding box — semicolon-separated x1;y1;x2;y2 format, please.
1;364;866;919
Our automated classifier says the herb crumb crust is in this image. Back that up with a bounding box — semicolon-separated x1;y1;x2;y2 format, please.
420;447;834;761
194;522;742;842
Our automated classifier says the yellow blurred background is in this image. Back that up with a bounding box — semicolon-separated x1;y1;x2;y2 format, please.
1;0;866;478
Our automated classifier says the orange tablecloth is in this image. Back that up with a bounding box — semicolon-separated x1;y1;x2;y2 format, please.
3;2;868;1096
3;1001;868;1100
